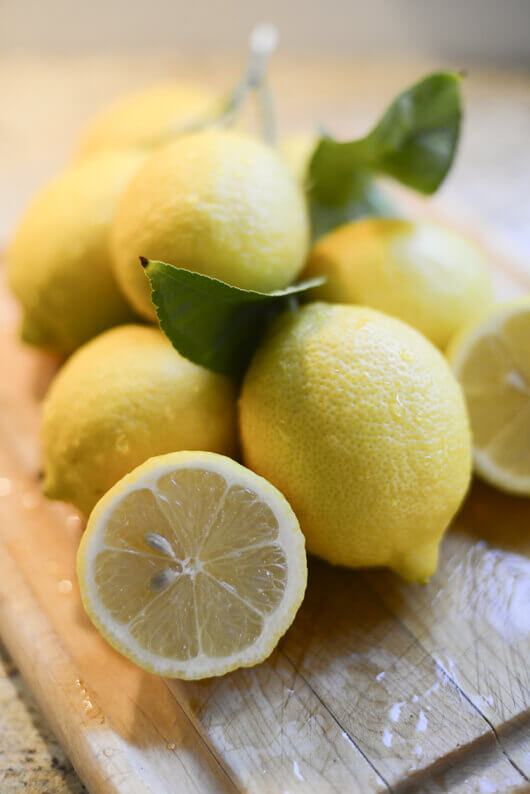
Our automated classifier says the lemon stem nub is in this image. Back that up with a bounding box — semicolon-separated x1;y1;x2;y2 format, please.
393;541;440;584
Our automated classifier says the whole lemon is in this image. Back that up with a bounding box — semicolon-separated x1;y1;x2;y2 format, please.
281;132;317;183
303;218;493;349
76;81;219;157
111;130;310;320
42;324;238;514
239;302;472;582
7;151;144;354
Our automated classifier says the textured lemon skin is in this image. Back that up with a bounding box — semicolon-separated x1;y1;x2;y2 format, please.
111;130;310;320
77;451;307;679
303;218;493;350
447;295;530;496
239;303;472;582
42;325;238;514
7;151;144;354
76;81;219;157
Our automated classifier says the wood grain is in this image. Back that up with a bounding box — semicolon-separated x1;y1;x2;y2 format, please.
0;57;529;793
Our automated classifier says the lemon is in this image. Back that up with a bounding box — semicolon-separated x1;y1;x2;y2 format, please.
77;451;307;678
448;296;530;495
7;151;144;354
111;129;310;320
281;132;317;183
76;81;219;157
303;218;494;349
239;302;472;582
42;325;238;514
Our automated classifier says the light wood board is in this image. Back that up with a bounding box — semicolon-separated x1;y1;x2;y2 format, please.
0;57;529;793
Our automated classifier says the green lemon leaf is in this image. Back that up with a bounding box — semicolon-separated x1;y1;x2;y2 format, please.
143;258;325;378
308;71;462;237
309;175;395;240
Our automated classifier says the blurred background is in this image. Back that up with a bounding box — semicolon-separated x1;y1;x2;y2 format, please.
2;0;530;62
1;0;529;271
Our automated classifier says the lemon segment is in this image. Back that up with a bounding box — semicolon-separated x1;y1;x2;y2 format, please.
77;452;307;679
448;296;530;495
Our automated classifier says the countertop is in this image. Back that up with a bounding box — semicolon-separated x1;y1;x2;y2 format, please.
0;640;85;792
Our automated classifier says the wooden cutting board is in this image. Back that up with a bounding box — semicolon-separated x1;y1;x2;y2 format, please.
0;56;529;794
1;260;529;794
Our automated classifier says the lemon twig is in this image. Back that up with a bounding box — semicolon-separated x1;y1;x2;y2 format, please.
156;24;279;145
219;23;279;143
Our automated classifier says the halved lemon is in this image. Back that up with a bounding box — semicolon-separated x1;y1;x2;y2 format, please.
448;296;530;495
77;451;307;678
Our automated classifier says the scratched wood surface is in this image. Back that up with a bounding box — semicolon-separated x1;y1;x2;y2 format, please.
0;56;529;794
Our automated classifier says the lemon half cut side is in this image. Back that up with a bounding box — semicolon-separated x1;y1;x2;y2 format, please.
77;451;307;679
449;296;530;496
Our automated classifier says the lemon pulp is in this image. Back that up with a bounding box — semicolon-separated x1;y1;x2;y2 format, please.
449;297;530;495
78;452;306;678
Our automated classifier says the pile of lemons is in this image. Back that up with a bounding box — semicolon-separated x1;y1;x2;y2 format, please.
7;79;529;680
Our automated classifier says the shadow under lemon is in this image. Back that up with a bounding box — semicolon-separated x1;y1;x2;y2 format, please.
455;477;530;553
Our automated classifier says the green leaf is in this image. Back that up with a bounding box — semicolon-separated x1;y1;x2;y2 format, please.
143;258;325;378
308;71;462;237
309;173;396;240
